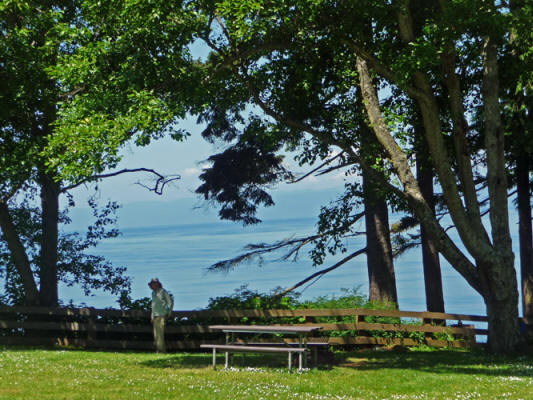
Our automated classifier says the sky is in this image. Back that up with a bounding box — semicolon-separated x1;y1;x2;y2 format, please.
66;117;349;230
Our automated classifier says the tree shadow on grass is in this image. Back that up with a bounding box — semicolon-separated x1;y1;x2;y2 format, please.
141;351;333;371
140;353;210;369
335;348;533;378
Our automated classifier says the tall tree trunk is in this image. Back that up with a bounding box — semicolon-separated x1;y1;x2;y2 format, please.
481;36;521;352
516;154;533;319
0;202;40;305
38;172;60;307
416;154;445;314
363;169;398;305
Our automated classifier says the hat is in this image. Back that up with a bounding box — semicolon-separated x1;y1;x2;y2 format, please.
148;278;161;285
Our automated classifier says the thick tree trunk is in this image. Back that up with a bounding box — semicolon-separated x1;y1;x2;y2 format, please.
0;202;40;305
38;172;60;307
363;169;398;305
416;158;445;314
480;257;522;353
516;155;533;319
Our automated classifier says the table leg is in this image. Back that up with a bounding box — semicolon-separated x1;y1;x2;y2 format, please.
225;332;234;368
224;351;229;369
288;352;292;372
298;334;308;369
212;348;217;370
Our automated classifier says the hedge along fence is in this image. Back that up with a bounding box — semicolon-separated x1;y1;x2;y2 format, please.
0;306;490;351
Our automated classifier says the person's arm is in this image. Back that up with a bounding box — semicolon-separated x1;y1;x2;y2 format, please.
150;293;155;322
162;290;173;315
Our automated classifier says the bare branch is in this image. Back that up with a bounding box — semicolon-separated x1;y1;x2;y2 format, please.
208;208;365;274
207;234;325;273
61;168;181;195
275;248;367;297
289;151;346;184
315;161;354;177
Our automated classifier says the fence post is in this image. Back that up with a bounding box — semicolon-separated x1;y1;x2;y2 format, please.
85;309;97;344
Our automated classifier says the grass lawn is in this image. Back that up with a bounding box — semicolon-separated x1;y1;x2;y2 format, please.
0;346;532;399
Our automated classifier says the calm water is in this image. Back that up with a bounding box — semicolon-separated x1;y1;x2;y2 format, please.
61;217;488;318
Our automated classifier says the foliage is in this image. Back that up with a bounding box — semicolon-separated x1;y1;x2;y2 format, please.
205;286;440;342
0;195;130;305
206;285;300;325
45;0;201;182
299;287;368;338
298;287;367;310
311;183;365;266
117;292;152;312
195;140;293;225
0;0;186;305
432;328;456;343
207;284;301;311
182;0;532;352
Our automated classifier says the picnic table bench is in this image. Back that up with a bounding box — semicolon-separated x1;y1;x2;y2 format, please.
200;325;323;372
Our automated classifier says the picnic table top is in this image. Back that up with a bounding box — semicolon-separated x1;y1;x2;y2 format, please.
208;324;322;334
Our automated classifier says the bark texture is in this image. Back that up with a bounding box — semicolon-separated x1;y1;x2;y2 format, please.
416;156;444;314
0;202;40;305
38;172;60;307
363;169;398;305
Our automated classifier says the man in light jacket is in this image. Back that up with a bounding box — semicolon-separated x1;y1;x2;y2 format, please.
148;278;173;352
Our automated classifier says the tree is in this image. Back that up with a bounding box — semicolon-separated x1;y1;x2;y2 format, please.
0;1;182;306
41;0;530;352
189;0;529;352
504;0;533;320
0;196;130;306
195;84;400;306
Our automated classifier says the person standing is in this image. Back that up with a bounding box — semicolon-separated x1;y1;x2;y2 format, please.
148;278;173;353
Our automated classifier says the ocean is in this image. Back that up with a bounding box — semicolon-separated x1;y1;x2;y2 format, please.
61;216;488;318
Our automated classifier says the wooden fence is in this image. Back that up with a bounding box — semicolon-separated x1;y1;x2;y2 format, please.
0;306;489;351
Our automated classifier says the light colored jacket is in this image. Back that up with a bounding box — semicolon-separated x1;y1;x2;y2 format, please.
151;288;173;318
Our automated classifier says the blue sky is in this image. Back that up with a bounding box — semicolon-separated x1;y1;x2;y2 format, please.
67;117;349;230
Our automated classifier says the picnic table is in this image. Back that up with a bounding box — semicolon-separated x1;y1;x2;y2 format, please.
200;324;323;371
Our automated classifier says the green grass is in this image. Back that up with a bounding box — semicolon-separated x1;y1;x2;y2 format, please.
1;346;532;399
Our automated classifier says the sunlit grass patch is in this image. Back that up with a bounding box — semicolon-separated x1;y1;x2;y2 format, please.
0;346;532;399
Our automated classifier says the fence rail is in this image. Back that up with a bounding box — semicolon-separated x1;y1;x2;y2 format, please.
0;306;490;351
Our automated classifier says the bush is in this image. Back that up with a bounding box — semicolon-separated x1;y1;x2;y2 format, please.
297;287;367;337
207;285;300;311
204;286;457;345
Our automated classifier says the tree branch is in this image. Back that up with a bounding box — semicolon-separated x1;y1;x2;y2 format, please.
61;168;181;195
395;3;493;261
482;35;513;249
207;234;324;272
438;17;483;228
276;248;367;297
342;39;429;101
289;151;346;184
